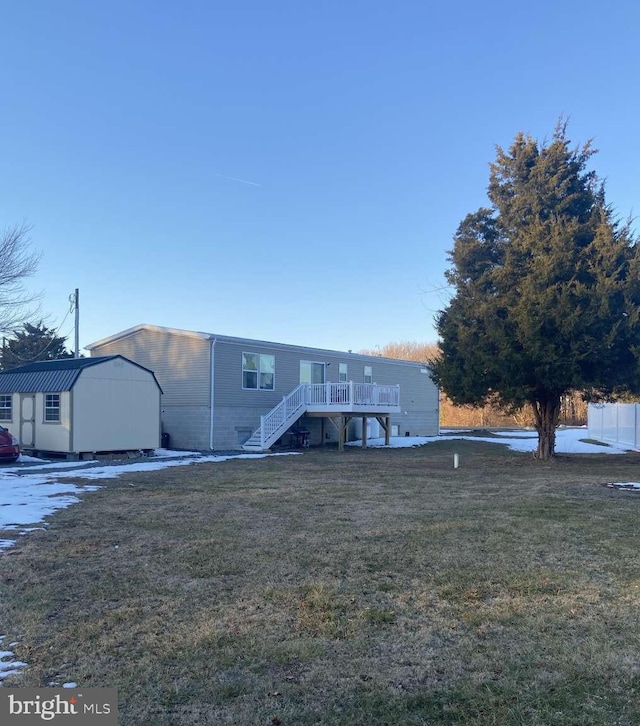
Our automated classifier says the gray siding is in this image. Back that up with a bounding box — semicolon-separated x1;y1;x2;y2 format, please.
92;329;210;407
213;339;439;446
90;326;439;450
91;329;211;450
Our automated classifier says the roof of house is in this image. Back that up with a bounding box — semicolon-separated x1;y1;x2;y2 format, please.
86;324;431;367
0;355;161;394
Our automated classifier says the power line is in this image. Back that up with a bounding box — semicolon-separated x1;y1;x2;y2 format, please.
1;304;74;365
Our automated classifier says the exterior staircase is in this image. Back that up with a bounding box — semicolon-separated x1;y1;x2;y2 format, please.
242;383;307;452
241;382;400;452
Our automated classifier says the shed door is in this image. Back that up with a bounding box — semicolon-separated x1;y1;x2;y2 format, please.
20;394;36;447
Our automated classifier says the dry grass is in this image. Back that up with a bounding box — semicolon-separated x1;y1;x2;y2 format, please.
2;441;640;724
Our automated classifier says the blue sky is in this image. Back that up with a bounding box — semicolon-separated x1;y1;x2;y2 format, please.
1;0;639;353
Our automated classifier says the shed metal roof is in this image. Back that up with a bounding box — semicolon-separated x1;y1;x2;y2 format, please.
0;356;155;394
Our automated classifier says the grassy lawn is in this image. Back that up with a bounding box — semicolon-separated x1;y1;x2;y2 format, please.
2;441;640;724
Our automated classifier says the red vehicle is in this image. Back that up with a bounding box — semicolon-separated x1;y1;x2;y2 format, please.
0;426;20;463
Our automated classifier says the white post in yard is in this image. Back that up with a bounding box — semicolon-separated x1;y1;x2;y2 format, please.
453;453;460;469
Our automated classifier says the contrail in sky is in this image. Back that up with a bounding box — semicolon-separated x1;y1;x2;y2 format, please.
213;172;261;187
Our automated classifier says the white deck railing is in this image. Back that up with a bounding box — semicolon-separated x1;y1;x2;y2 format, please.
305;382;400;408
261;383;307;443
257;382;400;449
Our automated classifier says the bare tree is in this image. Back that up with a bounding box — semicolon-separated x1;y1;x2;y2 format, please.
360;339;584;428
359;340;440;363
0;224;41;332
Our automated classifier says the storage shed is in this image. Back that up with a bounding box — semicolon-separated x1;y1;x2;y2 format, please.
0;356;162;456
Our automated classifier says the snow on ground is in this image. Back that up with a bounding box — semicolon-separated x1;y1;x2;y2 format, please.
0;477;101;540
349;427;634;455
0;450;299;542
0;432;633;682
0;637;27;681
0;447;299;681
148;447;201;459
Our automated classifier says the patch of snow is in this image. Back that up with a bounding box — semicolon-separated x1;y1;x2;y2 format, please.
17;454;49;463
607;482;640;490
151;448;201;458
2;526;47;533
0;448;302;685
0;476;100;529
0;451;302;541
492;430;538;438
4;461;100;473
348;428;633;455
0;637;27;681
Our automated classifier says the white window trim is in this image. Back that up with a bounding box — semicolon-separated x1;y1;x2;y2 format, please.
242;352;276;391
0;395;12;422
364;365;373;384
300;360;326;384
44;393;61;423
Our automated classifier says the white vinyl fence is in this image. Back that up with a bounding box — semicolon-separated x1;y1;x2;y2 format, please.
588;403;640;450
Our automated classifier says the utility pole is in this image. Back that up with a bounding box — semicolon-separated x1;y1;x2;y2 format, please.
69;289;79;358
75;288;79;358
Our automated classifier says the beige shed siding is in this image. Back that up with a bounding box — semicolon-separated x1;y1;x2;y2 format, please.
72;359;161;452
3;392;72;451
91;329;210;407
3;394;20;441
33;391;72;452
91;329;211;450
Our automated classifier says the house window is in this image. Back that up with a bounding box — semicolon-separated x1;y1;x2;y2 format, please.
339;363;348;382
0;395;11;421
242;353;275;390
300;361;325;384
45;393;61;422
364;365;373;384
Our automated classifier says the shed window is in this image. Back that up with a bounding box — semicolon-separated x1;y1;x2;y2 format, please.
339;363;348;382
242;353;275;390
45;393;61;422
0;395;11;421
364;365;373;384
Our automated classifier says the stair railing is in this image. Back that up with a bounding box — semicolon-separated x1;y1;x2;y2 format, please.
260;383;307;448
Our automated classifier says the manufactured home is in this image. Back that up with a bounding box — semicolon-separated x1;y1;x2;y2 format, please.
0;356;162;456
86;325;439;451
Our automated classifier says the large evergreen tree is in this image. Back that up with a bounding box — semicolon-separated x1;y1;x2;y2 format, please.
1;321;74;370
430;123;640;459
